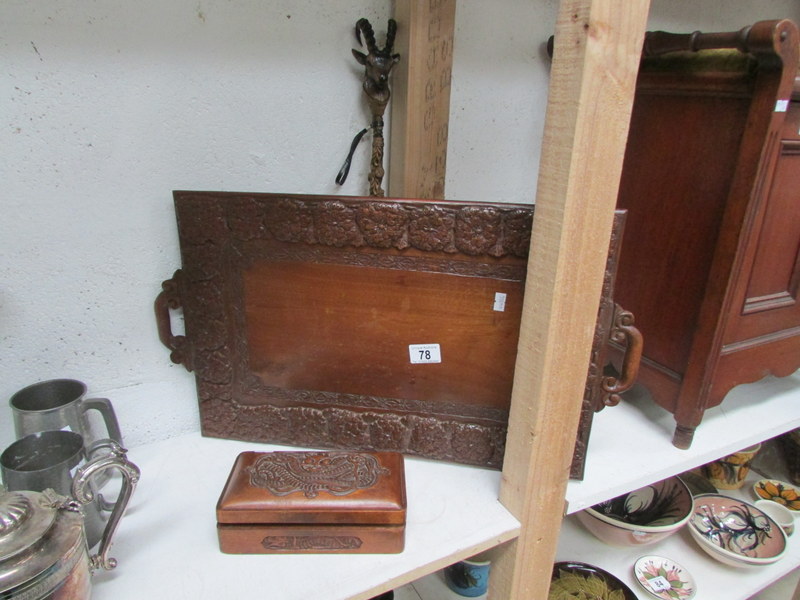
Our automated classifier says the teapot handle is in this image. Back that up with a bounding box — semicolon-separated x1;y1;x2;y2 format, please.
71;442;141;571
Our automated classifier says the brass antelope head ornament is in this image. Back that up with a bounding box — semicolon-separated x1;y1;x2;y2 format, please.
352;18;400;117
336;18;400;197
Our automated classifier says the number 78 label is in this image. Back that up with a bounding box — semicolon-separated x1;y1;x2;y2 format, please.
409;343;442;364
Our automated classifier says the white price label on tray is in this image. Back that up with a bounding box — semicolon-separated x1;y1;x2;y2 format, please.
409;344;442;364
493;292;507;312
647;576;672;593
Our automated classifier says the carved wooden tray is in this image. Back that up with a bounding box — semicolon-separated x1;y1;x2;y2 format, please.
156;192;634;470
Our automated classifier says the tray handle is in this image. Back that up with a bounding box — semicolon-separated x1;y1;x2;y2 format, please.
601;303;642;407
154;270;193;371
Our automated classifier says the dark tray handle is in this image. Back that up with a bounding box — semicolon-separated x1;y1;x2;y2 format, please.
602;303;643;407
154;270;192;370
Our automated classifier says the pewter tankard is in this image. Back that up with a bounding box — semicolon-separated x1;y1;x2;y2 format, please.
10;379;123;447
10;379;124;497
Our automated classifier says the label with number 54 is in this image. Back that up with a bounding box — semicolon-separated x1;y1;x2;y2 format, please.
409;343;442;364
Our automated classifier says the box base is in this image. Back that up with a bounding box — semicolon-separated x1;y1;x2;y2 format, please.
217;523;405;554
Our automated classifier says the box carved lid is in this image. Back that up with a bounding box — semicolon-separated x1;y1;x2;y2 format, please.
216;451;406;526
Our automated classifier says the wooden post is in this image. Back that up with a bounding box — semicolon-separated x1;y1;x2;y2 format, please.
490;1;650;598
389;0;456;199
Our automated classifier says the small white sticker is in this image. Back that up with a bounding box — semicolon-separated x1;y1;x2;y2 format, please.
647;576;672;593
493;292;507;312
775;99;789;112
409;343;442;364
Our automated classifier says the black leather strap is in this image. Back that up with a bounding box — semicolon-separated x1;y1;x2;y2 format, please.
335;126;370;185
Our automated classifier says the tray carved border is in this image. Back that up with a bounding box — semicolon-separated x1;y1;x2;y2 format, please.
158;192;621;470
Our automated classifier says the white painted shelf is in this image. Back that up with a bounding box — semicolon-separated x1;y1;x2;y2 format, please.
566;371;800;514
559;469;800;600
90;371;800;600
90;433;520;600
560;371;800;600
400;372;800;600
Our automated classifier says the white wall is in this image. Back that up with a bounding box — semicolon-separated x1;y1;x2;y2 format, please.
2;1;799;452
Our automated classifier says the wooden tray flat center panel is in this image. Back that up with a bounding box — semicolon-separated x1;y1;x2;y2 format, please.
244;260;523;409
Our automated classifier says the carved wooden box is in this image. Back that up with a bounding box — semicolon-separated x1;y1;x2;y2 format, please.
216;451;406;554
156;192;635;472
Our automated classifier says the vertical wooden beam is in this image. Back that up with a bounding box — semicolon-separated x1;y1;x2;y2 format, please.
389;0;456;199
490;1;650;598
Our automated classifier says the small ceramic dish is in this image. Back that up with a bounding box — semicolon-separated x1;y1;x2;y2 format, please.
634;556;696;600
551;561;637;600
576;476;693;546
688;494;787;567
754;499;795;536
752;479;800;511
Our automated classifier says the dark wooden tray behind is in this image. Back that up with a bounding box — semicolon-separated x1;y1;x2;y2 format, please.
156;192;630;470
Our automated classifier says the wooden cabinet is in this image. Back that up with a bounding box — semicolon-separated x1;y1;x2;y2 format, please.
611;21;800;448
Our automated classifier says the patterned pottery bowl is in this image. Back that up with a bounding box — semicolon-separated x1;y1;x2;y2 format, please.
752;479;800;511
576;477;693;546
551;562;638;600
687;494;787;567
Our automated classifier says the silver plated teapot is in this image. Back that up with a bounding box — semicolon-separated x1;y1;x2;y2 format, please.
0;446;139;599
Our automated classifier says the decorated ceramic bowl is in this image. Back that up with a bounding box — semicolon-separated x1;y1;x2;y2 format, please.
551;561;637;600
576;477;693;546
752;479;800;511
687;494;787;567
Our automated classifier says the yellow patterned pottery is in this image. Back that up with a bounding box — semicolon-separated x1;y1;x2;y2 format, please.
753;479;800;511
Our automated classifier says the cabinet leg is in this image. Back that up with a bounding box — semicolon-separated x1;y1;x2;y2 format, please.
672;424;696;449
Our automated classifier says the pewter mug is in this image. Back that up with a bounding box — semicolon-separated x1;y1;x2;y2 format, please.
10;378;123;447
0;430;139;553
10;378;123;494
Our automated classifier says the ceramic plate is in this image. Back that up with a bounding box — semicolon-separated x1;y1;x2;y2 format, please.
634;556;696;599
752;479;800;511
551;561;638;600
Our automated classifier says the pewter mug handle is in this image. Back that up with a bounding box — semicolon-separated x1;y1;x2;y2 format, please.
71;442;140;571
81;402;125;514
80;397;124;446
